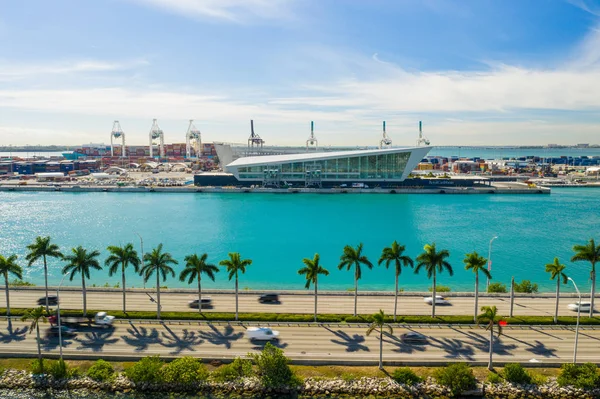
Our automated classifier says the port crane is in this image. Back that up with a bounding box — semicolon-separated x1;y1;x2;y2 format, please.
379;121;392;148
110;121;126;157
416;121;430;146
149;119;165;158
185;120;201;159
248;120;264;148
306;121;318;151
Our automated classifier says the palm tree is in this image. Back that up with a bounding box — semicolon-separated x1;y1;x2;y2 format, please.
140;244;178;320
298;253;330;322
180;253;219;314
338;243;374;317
366;309;393;369
545;257;568;324
378;241;413;321
464;251;491;323
571;239;600;317
0;254;23;317
219;252;252;321
25;236;63;312
62;246;102;317
477;305;503;371
415;243;453;318
21;306;47;373
105;243;141;314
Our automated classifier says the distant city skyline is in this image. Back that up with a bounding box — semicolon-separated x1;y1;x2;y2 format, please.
2;0;600;146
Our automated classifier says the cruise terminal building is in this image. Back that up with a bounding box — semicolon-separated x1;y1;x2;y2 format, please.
194;146;433;188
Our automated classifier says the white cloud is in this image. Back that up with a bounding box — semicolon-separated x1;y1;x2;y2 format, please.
126;0;297;23
0;59;148;81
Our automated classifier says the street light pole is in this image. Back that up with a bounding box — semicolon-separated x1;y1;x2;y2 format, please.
56;273;68;361
134;232;145;289
486;236;498;291
568;277;581;364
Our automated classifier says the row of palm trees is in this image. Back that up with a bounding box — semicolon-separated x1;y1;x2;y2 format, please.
1;236;598;321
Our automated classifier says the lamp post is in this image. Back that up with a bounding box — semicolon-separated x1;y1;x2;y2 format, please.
56;273;68;361
134;232;145;289
486;236;498;291
568;277;581;364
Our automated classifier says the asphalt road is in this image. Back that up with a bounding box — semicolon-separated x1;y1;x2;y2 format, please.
5;289;590;317
0;320;595;366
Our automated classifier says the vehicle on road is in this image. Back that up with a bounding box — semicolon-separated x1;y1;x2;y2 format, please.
188;298;213;309
568;302;592;312
400;332;427;344
258;294;280;304
37;295;58;306
48;312;115;328
47;325;76;337
246;327;280;341
423;295;449;305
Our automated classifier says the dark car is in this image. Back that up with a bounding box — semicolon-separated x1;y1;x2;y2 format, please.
258;294;280;304
48;325;76;337
37;295;58;306
400;332;427;344
188;298;212;309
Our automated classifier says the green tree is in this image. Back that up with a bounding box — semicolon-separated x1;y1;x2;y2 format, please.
338;243;373;317
378;241;413;321
366;309;393;369
140;244;178;320
298;253;329;322
463;251;490;323
105;243;141;313
180;253;219;314
21;306;47;373
477;305;503;371
0;254;23;317
545;257;568;324
571;239;600;317
219;252;252;321
25;236;63;312
62;246;102;317
415;243;453;317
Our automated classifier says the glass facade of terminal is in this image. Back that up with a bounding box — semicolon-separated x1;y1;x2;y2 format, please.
234;152;411;181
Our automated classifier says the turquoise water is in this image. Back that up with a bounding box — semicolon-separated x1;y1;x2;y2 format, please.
0;189;598;293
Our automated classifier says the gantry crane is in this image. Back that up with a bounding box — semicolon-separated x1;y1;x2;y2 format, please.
149;119;165;158
248;120;264;148
185;120;201;159
379;121;392;148
306;121;318;151
110;120;126;157
416;121;430;146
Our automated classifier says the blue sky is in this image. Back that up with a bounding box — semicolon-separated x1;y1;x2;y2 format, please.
1;0;600;146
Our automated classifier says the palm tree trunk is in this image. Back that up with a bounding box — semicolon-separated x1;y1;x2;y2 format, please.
488;325;493;370
379;328;383;369
394;273;399;322
590;267;596;318
4;273;10;317
354;267;358;317
198;275;202;314
554;278;559;324
474;273;479;323
36;323;43;373
432;272;436;318
82;275;87;317
235;274;239;321
314;280;318;323
122;264;126;314
156;270;161;320
43;255;49;313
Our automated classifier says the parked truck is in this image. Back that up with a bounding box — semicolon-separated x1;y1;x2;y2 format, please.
48;312;115;328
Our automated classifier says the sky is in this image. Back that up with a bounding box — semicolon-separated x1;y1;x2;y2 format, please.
1;0;600;147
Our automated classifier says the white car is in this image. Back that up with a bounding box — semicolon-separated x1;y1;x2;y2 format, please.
423;295;449;305
567;302;592;312
246;327;280;341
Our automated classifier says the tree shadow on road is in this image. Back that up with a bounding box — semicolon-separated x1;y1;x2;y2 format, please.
74;328;119;352
198;324;243;349
40;334;74;351
462;331;517;356
324;327;369;352
428;336;475;360
524;340;558;358
121;323;162;352
249;338;288;351
159;325;204;355
382;333;427;354
0;324;27;344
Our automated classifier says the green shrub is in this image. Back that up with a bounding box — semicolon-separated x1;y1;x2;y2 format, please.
86;359;114;382
124;356;164;384
429;285;451;292
162;357;208;385
487;282;507;293
514;280;538;293
392;367;421;386
530;372;547;386
250;342;300;388
8;280;35;287
487;372;502;384
30;359;44;374
557;363;600;389
46;359;78;379
211;358;253;382
434;363;477;396
503;363;531;384
341;373;356;382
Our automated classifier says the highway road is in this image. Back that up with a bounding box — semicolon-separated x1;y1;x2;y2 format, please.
4;289;591;317
0;319;595;366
